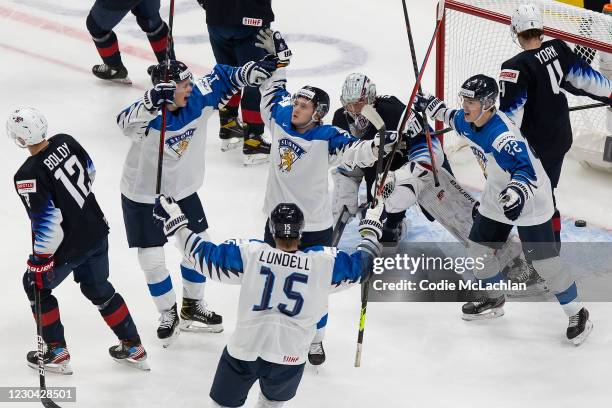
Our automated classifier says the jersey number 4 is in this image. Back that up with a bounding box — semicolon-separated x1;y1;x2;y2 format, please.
53;155;91;208
253;266;308;317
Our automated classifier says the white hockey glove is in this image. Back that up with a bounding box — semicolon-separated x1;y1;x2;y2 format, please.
143;82;176;111
357;201;384;259
498;180;532;221
255;28;292;67
414;93;447;122
372;131;399;156
235;59;277;87
153;195;188;237
403;110;425;138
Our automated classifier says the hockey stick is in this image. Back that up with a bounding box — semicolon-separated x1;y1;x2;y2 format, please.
402;0;440;187
353;104;386;368
569;101;608;112
332;206;351;247
155;0;176;195
30;228;61;408
377;1;446;199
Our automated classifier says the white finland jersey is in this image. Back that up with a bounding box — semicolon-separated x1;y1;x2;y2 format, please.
447;109;554;226
116;64;242;204
174;228;369;365
259;69;380;231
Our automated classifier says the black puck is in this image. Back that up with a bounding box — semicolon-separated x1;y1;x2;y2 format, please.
575;219;587;227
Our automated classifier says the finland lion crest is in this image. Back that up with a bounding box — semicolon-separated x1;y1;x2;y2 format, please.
278;138;306;172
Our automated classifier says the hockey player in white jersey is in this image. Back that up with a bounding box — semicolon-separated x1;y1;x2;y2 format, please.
254;29;397;364
152;197;383;408
414;74;592;345
117;57;276;346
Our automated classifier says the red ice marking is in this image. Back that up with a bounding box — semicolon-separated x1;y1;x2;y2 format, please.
0;4;212;74
103;303;129;327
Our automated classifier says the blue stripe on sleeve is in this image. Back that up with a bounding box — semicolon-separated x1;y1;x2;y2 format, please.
331;250;366;286
193;240;244;281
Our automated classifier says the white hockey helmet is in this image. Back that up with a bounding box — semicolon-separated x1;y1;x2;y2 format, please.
6;107;48;148
510;4;543;38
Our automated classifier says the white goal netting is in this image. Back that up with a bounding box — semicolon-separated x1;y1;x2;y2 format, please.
437;0;612;167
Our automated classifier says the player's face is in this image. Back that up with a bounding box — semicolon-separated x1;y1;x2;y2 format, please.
345;100;365;115
461;97;483;123
173;79;193;108
291;97;316;127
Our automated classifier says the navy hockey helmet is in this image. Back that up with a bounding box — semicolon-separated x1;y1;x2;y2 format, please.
270;203;305;240
148;60;193;85
458;74;498;112
292;85;330;122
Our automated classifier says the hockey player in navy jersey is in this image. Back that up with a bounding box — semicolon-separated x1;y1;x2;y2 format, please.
255;29;397;364
117;57;276;346
499;4;612;248
8;108;148;374
152;197;383;408
415;74;593;345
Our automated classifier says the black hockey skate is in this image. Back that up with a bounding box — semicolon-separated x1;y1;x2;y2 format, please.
179;298;223;333
219;108;244;152
92;63;132;85
27;342;72;375
109;337;150;371
462;295;505;321
503;257;549;298
308;342;325;366
157;303;180;348
243;132;270;166
567;308;593;346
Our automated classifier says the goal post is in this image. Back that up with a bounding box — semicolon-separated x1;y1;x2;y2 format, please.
435;0;612;167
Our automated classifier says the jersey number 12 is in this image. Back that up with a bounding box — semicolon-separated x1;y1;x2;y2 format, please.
253;266;309;317
53;155;91;208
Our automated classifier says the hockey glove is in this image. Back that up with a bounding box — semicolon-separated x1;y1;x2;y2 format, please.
255;28;292;67
358;200;385;240
153;195;188;237
143;82;176;111
27;256;55;290
414;93;447;121
403;110;424;138
372;131;399;156
236;60;277;87
499;181;530;221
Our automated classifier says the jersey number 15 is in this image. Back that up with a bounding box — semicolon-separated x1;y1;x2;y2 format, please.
253;266;309;317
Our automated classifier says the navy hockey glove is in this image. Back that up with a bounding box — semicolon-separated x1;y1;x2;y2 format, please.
153;195;188;237
236;60;277;87
373;131;399;155
255;28;292;67
143;82;176;111
414;93;447;121
27;256;55;290
499;181;530;221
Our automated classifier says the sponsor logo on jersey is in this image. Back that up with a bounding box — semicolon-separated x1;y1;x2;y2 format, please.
492;132;518;152
195;77;212;95
499;69;520;83
436;189;445;201
242;17;263;27
16;179;37;194
277;138;306;172
166;128;196;157
283;355;300;363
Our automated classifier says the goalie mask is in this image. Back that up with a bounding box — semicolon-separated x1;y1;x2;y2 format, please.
269;203;305;240
458;74;498;122
340;73;377;137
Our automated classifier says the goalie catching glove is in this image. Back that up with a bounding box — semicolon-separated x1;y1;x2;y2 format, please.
153;195;188;237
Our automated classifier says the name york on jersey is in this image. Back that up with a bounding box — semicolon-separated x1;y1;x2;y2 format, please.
43;142;71;171
278;138;306;172
166;128;195;157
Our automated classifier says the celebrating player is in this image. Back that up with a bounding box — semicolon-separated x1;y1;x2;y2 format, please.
499;4;612;248
9;108;148;374
117;58;276;346
415;74;593;345
255;30;397;364
153;196;383;408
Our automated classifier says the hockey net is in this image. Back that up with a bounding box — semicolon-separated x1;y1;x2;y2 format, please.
436;0;612;168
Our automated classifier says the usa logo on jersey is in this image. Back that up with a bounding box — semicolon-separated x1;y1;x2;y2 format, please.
166;128;196;157
278;138;306;172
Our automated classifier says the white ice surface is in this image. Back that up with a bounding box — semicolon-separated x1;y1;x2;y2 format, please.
1;1;612;407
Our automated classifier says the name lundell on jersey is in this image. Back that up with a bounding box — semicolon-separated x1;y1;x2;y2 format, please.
258;250;311;271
